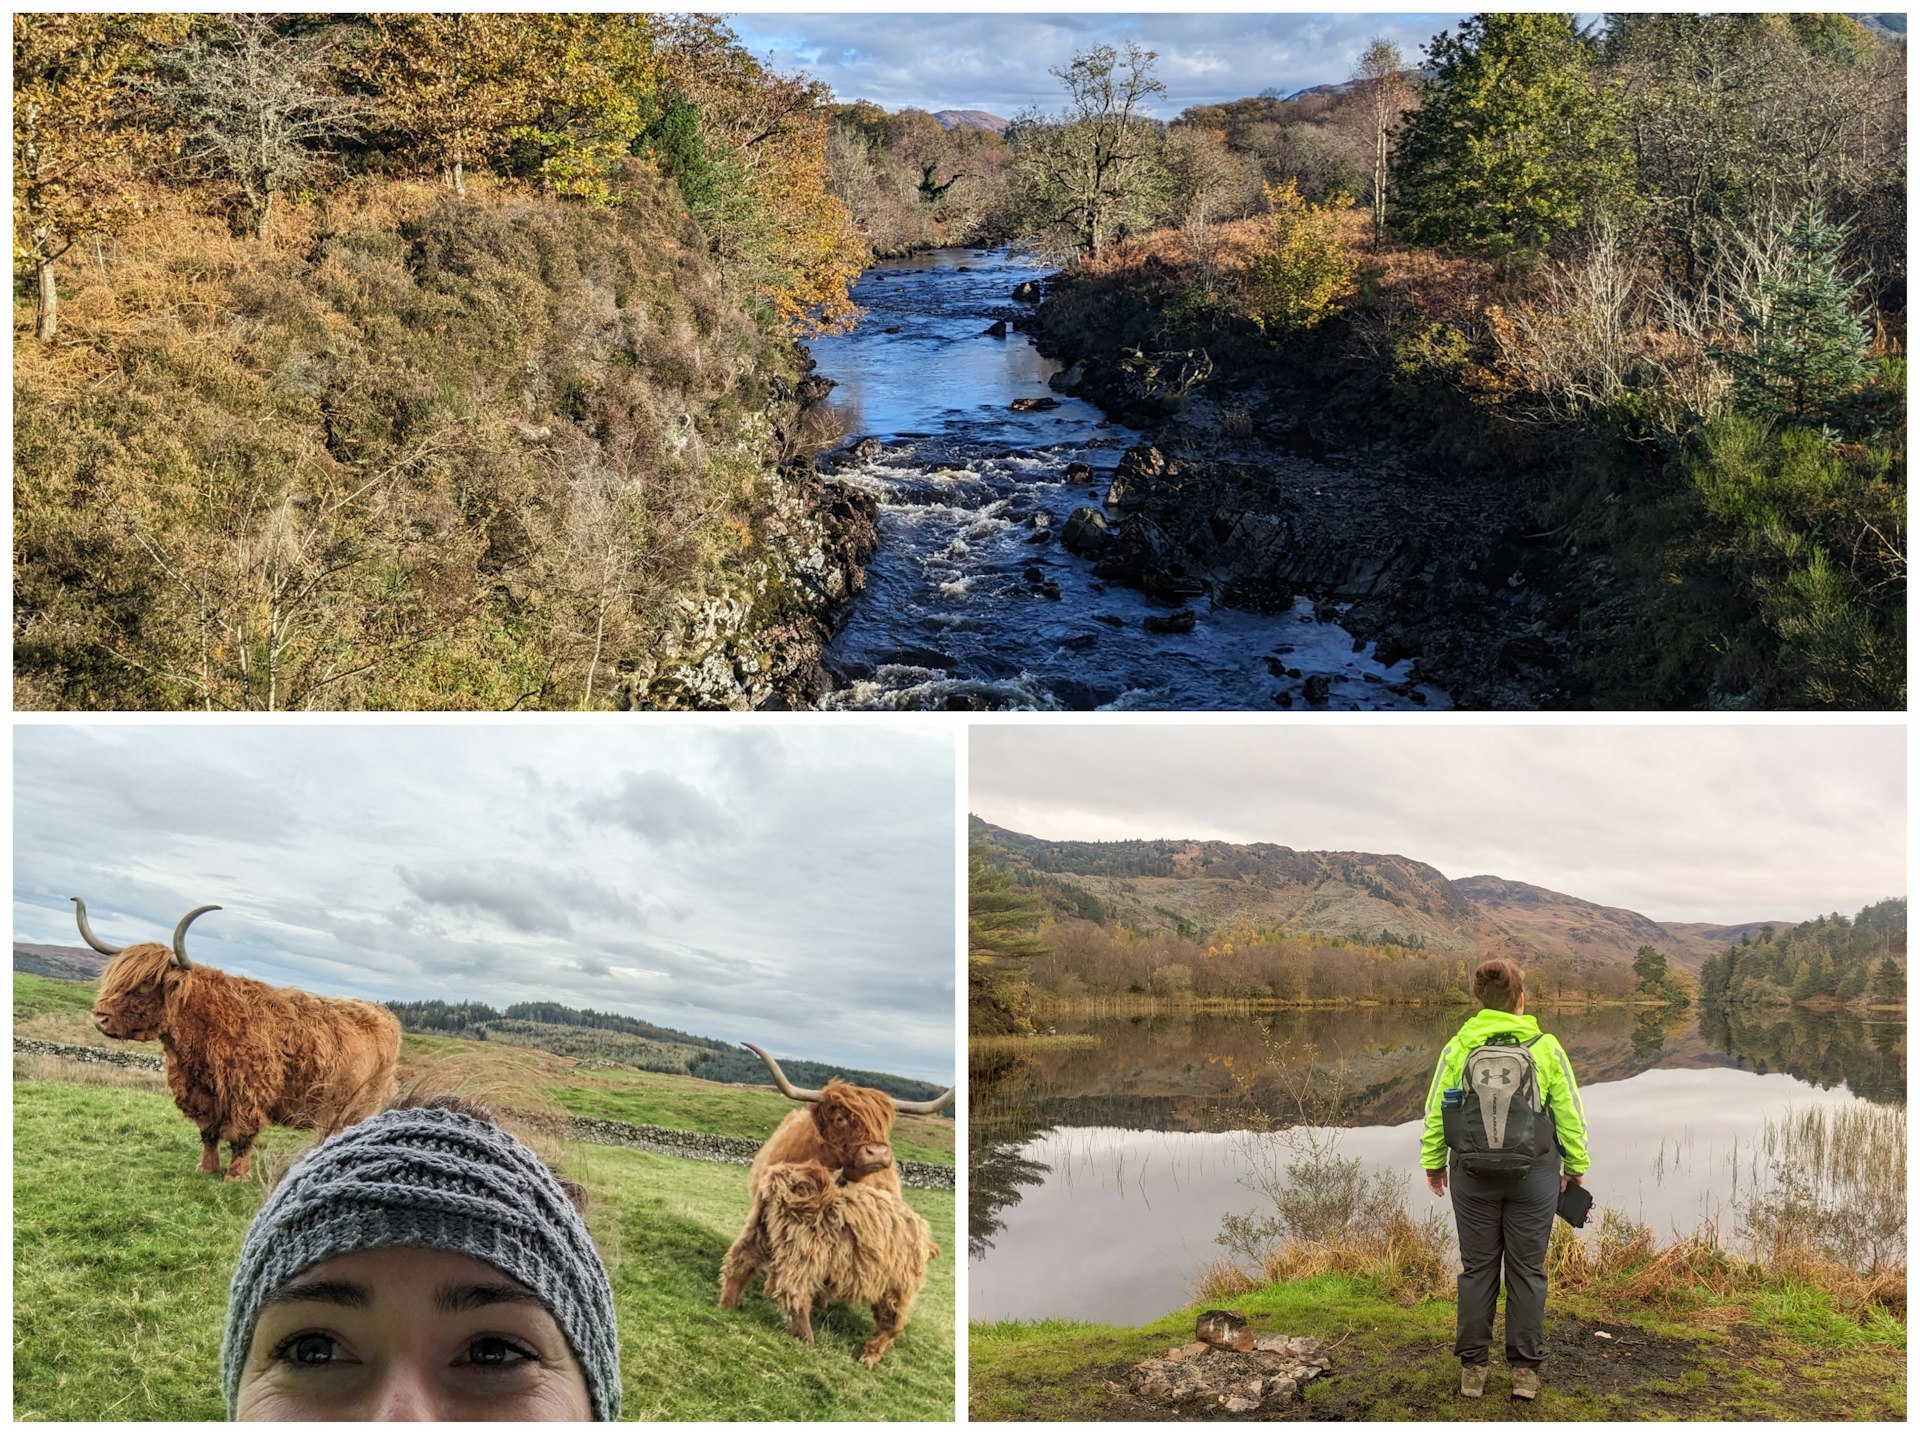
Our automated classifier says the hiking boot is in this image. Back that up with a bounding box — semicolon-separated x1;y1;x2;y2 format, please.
1511;1367;1542;1401
1459;1364;1489;1399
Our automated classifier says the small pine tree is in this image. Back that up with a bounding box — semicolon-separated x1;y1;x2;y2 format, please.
1724;204;1874;427
1870;957;1904;1004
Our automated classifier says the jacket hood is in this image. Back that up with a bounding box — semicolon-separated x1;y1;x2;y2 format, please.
1455;1008;1542;1044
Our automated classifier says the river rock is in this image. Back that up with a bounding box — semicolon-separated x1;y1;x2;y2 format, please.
985;319;1009;338
795;373;836;405
1095;515;1206;599
1013;280;1043;302
1010;396;1060;412
1144;609;1197;635
1063;461;1092;484
1060;507;1113;557
1303;674;1332;704
1105;444;1179;513
1030;510;1054;528
847;435;884;462
1049;361;1087;394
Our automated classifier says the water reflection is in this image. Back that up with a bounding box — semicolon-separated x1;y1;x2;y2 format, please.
967;1006;1905;1323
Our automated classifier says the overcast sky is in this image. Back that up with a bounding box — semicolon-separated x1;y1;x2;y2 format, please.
727;12;1476;118
16;724;955;1083
970;725;1906;924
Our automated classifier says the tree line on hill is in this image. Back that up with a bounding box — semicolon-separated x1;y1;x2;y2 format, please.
970;844;1902;1019
15;13;866;341
385;996;945;1100
1698;899;1907;1008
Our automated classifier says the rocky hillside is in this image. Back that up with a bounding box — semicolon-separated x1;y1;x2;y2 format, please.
933;108;1009;132
973;819;1786;969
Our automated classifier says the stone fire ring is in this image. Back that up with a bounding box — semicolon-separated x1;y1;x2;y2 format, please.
1111;1311;1333;1415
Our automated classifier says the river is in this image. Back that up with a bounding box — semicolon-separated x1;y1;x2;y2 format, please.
807;249;1447;711
969;1005;1904;1325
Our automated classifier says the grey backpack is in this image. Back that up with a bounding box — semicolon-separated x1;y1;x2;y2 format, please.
1442;1032;1554;1179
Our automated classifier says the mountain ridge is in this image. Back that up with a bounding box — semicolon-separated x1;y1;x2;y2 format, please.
972;818;1798;969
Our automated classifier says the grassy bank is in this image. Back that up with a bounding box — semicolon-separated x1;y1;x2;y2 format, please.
14;1079;955;1421
970;1267;1903;1421
15;977;955;1165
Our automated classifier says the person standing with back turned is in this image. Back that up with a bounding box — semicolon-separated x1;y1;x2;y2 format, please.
1420;958;1588;1403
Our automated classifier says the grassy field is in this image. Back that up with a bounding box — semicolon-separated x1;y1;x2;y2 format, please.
15;1078;956;1421
15;977;955;1164
969;1271;1903;1421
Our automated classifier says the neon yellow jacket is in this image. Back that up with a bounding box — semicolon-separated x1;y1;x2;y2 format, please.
1420;1009;1588;1174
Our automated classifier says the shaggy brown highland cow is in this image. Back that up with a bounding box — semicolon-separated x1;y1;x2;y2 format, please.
76;897;400;1181
757;1158;940;1366
719;1043;952;1309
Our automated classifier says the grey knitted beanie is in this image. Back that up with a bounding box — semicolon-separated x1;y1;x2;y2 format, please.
221;1104;620;1421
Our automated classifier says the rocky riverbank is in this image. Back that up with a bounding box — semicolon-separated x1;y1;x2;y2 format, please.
1019;278;1599;709
622;455;879;712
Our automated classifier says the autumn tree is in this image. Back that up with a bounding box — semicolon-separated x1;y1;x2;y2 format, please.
505;14;663;204
1237;180;1360;332
653;15;867;332
149;15;366;239
1391;13;1634;257
1011;41;1171;259
353;13;529;195
13;12;186;340
1352;36;1413;246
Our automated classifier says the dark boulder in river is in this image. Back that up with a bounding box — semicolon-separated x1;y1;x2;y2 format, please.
985;318;1009;337
1060;507;1113;557
1010;395;1060;412
1144;609;1197;635
1013;280;1043;302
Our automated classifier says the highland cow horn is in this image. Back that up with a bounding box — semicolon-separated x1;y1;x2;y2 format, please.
71;897;125;957
889;1085;956;1116
170;904;222;968
743;1043;824;1103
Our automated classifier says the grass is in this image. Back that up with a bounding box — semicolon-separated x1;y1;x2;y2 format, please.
15;977;955;1166
13;973;98;1021
968;1033;1100;1057
969;1267;1904;1422
14;1080;955;1421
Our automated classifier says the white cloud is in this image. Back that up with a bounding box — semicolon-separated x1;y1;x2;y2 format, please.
16;724;956;1082
969;724;1905;923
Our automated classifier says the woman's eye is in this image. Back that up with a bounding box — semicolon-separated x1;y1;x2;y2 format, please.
278;1333;340;1365
465;1336;536;1367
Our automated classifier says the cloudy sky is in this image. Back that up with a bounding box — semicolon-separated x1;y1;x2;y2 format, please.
16;724;955;1083
970;724;1906;924
727;11;1476;118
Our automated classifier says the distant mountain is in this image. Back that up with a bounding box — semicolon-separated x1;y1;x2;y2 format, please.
971;818;1792;969
933;109;1009;133
13;944;107;981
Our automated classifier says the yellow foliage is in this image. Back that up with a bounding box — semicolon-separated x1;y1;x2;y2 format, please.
1236;180;1360;333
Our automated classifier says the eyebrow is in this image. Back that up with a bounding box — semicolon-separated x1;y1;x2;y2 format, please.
263;1278;373;1310
435;1282;546;1315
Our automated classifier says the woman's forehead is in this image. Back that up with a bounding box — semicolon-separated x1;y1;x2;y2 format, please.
268;1247;538;1308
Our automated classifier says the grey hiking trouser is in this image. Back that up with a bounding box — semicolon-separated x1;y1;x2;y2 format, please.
1449;1152;1560;1367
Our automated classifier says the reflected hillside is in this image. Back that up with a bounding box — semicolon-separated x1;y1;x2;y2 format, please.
1700;1005;1906;1106
1002;1006;1900;1134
